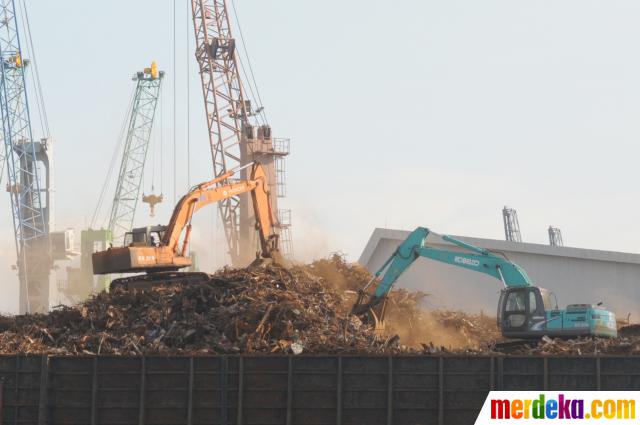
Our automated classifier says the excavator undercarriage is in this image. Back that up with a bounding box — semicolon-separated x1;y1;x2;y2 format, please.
109;271;211;291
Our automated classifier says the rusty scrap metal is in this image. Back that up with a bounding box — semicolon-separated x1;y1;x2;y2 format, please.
0;255;635;357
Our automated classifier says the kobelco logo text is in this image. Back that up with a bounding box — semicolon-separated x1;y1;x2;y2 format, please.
455;256;480;267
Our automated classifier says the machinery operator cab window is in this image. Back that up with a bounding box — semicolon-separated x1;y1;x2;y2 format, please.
149;232;161;247
504;290;527;327
498;287;545;330
124;231;143;247
124;228;165;247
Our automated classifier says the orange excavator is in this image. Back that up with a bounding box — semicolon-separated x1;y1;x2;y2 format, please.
92;162;285;289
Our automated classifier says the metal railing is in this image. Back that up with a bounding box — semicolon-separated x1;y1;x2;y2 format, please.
273;137;290;155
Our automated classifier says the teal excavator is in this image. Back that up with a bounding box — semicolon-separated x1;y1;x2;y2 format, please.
352;227;617;339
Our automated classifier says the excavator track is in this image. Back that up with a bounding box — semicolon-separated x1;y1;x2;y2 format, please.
492;339;542;353
109;271;211;291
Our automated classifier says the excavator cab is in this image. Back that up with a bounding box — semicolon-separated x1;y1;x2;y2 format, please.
123;226;167;247
498;286;617;339
498;286;550;338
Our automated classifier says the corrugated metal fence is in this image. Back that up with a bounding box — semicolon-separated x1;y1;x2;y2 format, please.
1;355;639;425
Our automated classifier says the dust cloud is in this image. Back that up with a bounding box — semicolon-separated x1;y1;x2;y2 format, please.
306;255;502;351
384;302;501;350
0;235;18;314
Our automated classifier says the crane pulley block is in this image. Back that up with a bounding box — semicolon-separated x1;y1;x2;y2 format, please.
142;193;163;217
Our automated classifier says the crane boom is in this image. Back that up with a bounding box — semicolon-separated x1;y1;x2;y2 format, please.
0;0;50;313
191;0;247;263
190;0;292;266
107;63;163;245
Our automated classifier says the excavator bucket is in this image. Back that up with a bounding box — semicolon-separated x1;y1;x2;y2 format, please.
246;237;292;270
370;308;386;337
351;291;389;337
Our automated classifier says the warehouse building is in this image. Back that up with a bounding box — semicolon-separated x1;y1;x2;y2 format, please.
359;228;640;319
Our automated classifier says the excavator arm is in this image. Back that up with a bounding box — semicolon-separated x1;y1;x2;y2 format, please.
163;162;278;259
352;227;532;323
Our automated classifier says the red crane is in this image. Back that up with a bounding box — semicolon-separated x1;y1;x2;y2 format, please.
190;0;292;266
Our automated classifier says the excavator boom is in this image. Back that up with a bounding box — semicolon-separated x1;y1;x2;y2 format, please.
353;227;530;316
369;228;531;300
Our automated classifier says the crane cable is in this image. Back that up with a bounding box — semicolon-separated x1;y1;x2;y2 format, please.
0;152;5;186
230;0;268;125
149;84;164;195
18;0;49;138
173;0;177;205
186;0;191;188
90;86;137;229
148;123;154;193
159;83;164;195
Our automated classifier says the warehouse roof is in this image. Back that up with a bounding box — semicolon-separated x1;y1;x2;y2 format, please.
359;228;640;267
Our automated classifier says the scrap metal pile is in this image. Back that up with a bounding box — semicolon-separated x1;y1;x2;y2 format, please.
0;256;493;355
0;262;380;355
494;325;640;356
0;255;637;356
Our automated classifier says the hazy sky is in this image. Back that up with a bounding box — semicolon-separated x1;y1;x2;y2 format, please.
1;0;640;312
